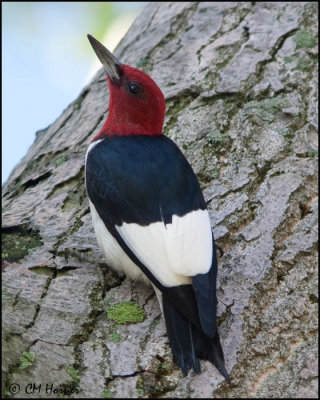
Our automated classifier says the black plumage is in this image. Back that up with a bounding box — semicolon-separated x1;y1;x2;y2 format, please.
86;134;230;381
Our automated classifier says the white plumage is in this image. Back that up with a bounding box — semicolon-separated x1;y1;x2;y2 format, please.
89;200;212;288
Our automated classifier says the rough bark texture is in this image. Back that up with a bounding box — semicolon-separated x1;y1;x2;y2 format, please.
2;2;318;398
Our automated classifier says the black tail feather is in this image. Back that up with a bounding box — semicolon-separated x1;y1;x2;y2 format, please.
192;324;230;383
163;296;230;382
163;295;200;375
209;331;230;383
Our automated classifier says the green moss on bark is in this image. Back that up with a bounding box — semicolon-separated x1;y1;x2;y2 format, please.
2;230;42;261
106;302;146;324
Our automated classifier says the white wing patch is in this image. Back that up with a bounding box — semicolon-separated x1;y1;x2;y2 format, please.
165;211;213;276
116;209;213;287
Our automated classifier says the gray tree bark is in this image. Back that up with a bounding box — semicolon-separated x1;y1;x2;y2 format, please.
2;2;318;398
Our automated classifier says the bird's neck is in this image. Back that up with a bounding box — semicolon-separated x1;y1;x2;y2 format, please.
93;107;163;140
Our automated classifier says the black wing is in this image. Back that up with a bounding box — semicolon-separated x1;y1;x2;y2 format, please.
86;134;217;336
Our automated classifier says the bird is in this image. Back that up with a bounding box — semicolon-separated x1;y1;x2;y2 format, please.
85;34;230;382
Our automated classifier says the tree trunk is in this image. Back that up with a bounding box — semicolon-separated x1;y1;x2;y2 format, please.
2;2;318;398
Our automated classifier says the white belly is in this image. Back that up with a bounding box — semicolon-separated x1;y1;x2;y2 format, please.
89;200;151;285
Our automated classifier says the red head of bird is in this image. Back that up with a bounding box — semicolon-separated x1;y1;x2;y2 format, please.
88;34;165;139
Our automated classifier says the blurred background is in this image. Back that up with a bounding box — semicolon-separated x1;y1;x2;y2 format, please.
2;2;147;184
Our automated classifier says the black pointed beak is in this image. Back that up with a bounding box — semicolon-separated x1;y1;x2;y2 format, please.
87;34;121;82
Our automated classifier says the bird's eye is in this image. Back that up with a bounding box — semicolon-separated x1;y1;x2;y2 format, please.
127;82;142;96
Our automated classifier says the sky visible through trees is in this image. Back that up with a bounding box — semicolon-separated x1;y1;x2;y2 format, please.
2;2;146;184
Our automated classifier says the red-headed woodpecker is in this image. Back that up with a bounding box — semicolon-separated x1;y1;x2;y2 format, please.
86;34;230;382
